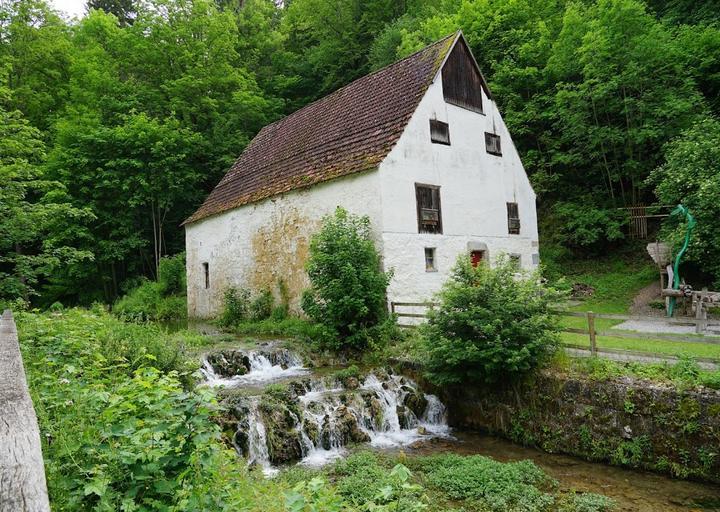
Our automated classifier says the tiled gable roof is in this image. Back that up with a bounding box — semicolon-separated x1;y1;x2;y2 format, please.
184;33;457;225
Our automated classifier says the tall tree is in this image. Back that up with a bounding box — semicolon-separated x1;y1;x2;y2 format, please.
0;71;92;302
86;0;136;26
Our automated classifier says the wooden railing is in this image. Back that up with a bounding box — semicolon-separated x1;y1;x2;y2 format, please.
0;310;50;512
390;302;720;364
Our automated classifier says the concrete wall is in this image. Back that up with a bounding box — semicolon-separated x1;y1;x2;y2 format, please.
185;171;383;318
379;74;539;304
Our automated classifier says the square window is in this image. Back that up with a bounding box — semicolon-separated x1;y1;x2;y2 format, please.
485;132;502;156
430;119;450;145
509;254;522;269
415;184;443;234
425;248;437;272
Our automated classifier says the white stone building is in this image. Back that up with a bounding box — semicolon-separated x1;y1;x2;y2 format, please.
184;32;539;319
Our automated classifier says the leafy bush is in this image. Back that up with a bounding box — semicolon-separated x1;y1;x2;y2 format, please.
113;254;188;322
15;309;251;510
551;201;627;254
301;207;393;351
560;493;616;512
251;289;274;321
333;452;392;505
113;279;187;321
414;454;555;511
285;477;346;512
422;256;565;385
158;252;186;295
219;287;251;326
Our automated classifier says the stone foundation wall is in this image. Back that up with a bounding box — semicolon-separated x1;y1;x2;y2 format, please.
440;371;720;482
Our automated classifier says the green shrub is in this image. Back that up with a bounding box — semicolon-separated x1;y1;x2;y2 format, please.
220;287;250;326
332;452;391;505
560;492;616;512
251;289;274;321
335;364;361;385
158;252;186;295
16;309;241;510
415;454;555;511
422;256;565;385
113;255;187;322
113;279;188;321
301;207;393;351
551;200;627;254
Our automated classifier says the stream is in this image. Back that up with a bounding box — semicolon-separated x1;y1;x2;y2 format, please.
200;344;720;510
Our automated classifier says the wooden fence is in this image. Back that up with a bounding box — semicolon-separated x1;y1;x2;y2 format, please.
0;310;50;512
390;302;720;364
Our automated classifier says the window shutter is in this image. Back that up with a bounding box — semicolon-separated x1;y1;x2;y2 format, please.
485;132;502;156
430;119;451;145
507;202;520;234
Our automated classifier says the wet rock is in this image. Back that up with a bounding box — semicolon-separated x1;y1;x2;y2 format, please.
304;419;320;446
345;377;359;390
417;426;428;435
206;350;250;377
397;405;418;430
321;405;370;449
402;388;428;418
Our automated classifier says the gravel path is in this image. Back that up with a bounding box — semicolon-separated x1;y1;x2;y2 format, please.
612;319;720;335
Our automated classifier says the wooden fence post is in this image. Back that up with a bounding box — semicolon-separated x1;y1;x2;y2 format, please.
696;289;708;334
0;309;51;512
586;311;597;355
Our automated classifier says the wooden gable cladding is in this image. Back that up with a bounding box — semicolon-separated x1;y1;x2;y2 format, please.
441;38;488;113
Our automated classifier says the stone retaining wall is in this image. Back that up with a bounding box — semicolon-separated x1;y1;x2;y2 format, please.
439;370;720;482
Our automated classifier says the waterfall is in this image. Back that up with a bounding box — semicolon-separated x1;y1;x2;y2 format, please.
230;371;450;471
200;348;308;387
203;349;450;473
244;398;277;476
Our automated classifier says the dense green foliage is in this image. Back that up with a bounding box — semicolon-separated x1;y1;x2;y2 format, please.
2;0;719;304
302;207;394;350
18;309;620;511
650;117;720;286
0;71;93;302
113;254;187;321
423;256;565;385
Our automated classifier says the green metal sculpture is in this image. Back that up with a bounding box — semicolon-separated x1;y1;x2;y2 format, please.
668;204;696;317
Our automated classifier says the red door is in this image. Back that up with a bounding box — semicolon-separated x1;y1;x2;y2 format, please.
470;250;484;268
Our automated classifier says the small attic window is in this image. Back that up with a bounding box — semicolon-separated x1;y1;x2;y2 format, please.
430;119;450;145
485;133;502;156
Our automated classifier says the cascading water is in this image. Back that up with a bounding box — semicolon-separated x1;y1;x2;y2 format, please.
201;348;450;473
201;347;308;387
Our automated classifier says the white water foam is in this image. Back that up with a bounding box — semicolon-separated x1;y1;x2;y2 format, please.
201;351;309;387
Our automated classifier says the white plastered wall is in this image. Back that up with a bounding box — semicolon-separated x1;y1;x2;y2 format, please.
185;171;383;319
378;74;539;305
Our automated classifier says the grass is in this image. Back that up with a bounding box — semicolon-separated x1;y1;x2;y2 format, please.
548;251;720;361
559;331;720;360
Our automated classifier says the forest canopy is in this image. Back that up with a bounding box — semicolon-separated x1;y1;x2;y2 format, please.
2;0;720;304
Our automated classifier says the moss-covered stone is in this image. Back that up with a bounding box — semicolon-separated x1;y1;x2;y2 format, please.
441;370;720;482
